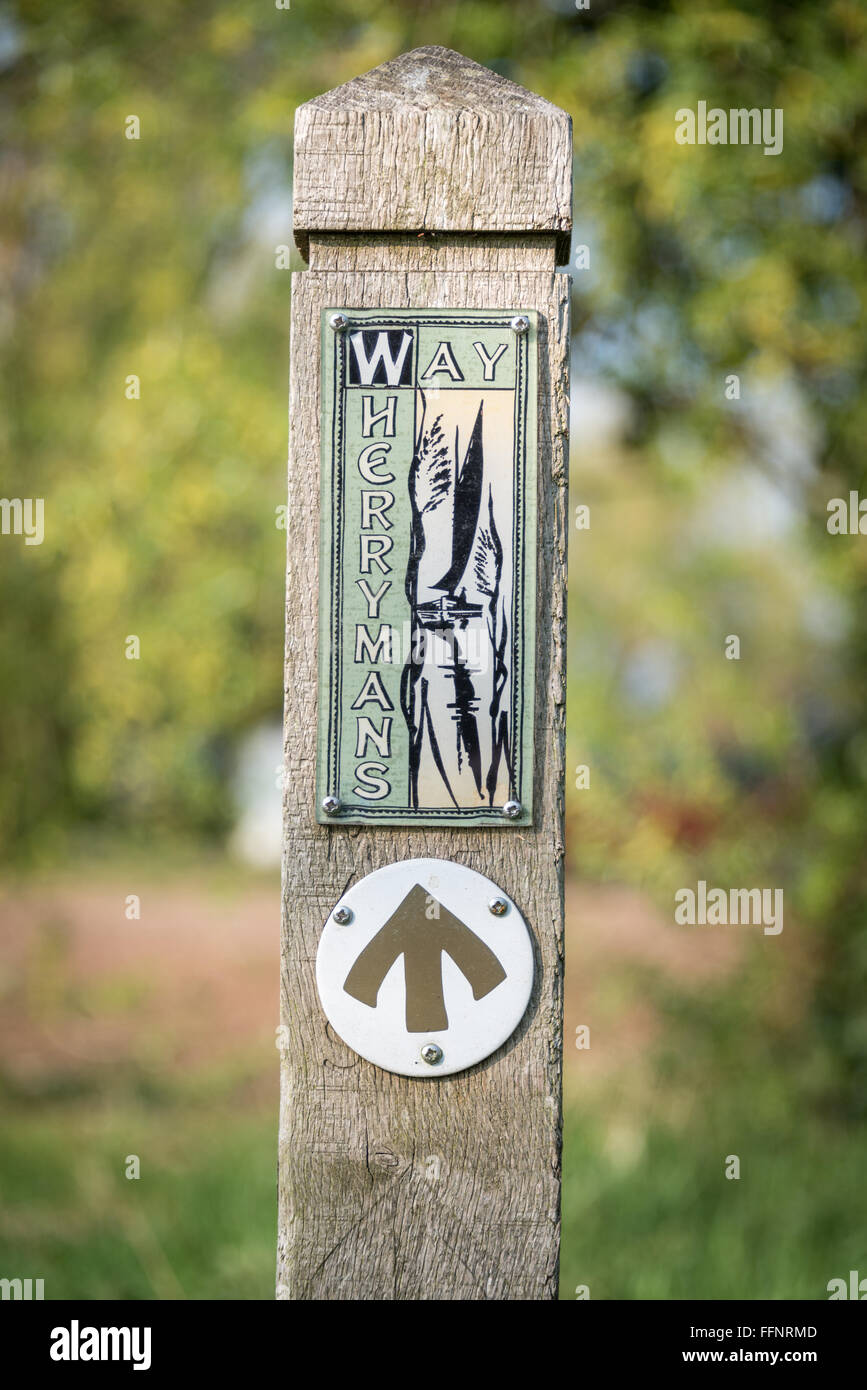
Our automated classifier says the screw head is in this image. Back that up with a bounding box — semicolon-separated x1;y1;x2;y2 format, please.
510;315;529;335
329;313;348;331
420;1043;443;1066
488;897;508;916
321;795;341;816
332;905;352;925
502;800;522;819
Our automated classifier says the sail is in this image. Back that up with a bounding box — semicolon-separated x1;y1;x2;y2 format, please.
431;401;485;594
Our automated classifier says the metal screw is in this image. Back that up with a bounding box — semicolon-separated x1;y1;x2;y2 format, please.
488;897;508;916
329;313;348;331
502;800;522;819
420;1043;443;1066
510;315;529;335
321;795;341;816
332;905;352;925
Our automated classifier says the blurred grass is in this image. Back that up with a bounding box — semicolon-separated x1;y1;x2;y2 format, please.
560;1104;867;1300
2;866;861;1304
6;1059;865;1300
0;1068;275;1300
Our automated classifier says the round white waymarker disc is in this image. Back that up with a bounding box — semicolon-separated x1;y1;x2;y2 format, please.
315;858;534;1078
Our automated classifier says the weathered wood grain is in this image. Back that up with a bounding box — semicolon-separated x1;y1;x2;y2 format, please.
294;46;572;265
307;233;558;274
279;47;570;1302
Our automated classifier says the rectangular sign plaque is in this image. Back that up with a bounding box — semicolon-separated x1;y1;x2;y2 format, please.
315;307;537;826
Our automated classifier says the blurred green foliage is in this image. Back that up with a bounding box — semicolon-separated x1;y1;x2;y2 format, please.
0;1075;275;1299
561;1102;867;1299
2;0;867;1297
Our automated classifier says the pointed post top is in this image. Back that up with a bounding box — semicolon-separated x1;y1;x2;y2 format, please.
298;45;567;116
293;46;572;262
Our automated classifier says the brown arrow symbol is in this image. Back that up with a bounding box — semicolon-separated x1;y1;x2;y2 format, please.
342;883;507;1032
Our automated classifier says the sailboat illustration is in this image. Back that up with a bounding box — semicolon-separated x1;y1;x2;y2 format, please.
401;394;514;809
415;402;486;629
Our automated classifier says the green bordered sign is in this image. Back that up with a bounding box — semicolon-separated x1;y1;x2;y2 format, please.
315;307;537;827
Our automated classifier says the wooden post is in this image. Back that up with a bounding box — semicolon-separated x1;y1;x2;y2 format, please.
278;45;571;1301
